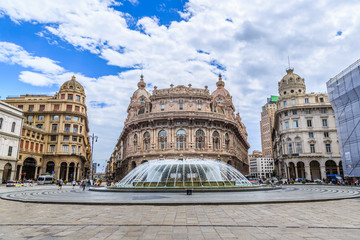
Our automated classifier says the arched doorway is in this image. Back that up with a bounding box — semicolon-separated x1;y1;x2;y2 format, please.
60;162;67;180
310;161;320;180
297;162;305;179
68;163;75;181
22;158;37;180
325;160;337;175
2;163;12;183
45;161;55;174
288;162;296;179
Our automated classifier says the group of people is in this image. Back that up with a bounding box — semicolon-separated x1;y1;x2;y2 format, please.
57;179;92;191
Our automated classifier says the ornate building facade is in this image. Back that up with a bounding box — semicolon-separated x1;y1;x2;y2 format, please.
273;69;342;181
110;75;250;180
5;76;91;181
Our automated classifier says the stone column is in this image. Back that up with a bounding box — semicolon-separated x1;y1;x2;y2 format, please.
76;167;79;181
18;165;23;180
320;165;326;180
337;165;340;175
304;162;311;180
57;166;61;179
66;165;69;181
295;166;298;179
287;166;290;179
34;166;38;179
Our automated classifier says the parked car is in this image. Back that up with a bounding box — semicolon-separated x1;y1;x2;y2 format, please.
37;175;54;185
6;181;24;187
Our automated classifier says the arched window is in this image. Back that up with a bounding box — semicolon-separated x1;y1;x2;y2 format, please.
11;122;16;133
140;98;146;104
195;129;205;149
158;130;167;150
138;107;145;115
176;129;186;150
295;137;302;153
286;138;293;154
225;133;230;150
143;132;150;151
0;118;3;129
212;131;220;150
133;134;138;151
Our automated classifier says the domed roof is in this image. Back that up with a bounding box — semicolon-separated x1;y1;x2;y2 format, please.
211;74;230;98
132;75;151;99
278;68;306;96
60;76;84;93
280;68;302;82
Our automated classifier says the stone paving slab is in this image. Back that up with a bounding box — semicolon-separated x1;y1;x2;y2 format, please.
1;185;360;205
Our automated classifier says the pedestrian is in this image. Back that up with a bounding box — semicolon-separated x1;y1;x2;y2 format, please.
72;180;76;189
81;179;86;191
87;179;91;187
58;179;63;190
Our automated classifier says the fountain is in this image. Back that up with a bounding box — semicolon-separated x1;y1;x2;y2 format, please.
109;159;255;191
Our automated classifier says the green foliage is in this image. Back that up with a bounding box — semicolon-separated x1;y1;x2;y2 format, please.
63;180;68;184
301;179;306;184
290;179;295;184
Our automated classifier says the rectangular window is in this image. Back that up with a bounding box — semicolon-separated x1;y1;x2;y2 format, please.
8;146;12;156
198;104;201;110
320;108;327;114
20;140;24;148
18;105;23;110
80;126;83;133
307;119;312;127
54;104;60;110
179;103;183;110
66;105;72;111
49;145;55;152
72;136;77;142
68;94;73;100
25;141;29;149
35;143;39;151
75;106;80;112
293;120;299;128
296;142;302;153
309;132;314;138
285;121;289;129
305;98;309;103
40;144;43;152
291;99;295;105
65;115;72;120
30;142;34;150
28;105;34;111
161;104;164;111
288;144;293;154
71;145;76;154
38;115;44;120
305;109;311;114
27;116;33;121
64;124;71;132
50;135;57;141
324;132;329;138
284;112;288;116
326;144;331;153
53;115;59;120
322;119;328;127
76;95;81;101
61;94;65;99
63;135;70;141
73;124;78;133
310;144;315;153
36;124;43;129
62;145;69;153
52;124;58;131
78;146;81;153
292;110;297;115
283;101;287;107
39;105;45;111
320;97;324;103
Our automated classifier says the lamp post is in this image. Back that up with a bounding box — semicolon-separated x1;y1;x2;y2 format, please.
89;133;98;183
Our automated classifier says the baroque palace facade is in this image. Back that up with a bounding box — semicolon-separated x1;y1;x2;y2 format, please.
5;76;91;181
272;69;341;181
107;75;250;180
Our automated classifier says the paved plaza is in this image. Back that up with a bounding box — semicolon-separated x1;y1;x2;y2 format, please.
0;185;359;239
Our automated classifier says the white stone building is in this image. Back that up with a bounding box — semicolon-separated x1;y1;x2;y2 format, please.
273;69;342;181
249;157;274;179
0;101;23;183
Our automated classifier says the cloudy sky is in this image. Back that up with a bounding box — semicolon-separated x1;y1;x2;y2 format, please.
1;0;360;172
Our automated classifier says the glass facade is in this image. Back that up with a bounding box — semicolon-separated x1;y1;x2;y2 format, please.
327;59;360;177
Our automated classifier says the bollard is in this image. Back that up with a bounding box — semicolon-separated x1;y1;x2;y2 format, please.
186;189;192;195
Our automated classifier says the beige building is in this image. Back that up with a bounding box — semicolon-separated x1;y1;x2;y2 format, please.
110;75;250;180
260;96;278;157
5;76;91;181
273;69;342;181
0;101;24;183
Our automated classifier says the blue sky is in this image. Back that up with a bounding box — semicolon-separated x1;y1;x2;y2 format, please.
1;0;360;172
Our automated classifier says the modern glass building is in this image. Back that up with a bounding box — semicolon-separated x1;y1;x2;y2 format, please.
327;59;360;177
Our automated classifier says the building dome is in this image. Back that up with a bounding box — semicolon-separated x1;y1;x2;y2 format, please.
278;68;306;97
132;75;151;99
211;74;230;98
60;76;85;93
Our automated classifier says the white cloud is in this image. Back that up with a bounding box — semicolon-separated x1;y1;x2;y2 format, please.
2;0;360;161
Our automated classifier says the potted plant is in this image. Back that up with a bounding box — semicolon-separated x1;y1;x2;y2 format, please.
301;179;306;184
290;179;295;184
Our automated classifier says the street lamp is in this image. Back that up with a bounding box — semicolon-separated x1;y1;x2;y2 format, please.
89;133;98;183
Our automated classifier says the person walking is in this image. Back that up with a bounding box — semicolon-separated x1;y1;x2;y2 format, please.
81;179;86;191
58;179;63;190
72;180;76;189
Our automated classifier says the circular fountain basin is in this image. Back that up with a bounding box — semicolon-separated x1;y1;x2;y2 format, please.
108;159;259;191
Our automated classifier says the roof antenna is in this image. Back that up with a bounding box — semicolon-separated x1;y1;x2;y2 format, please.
288;56;291;69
